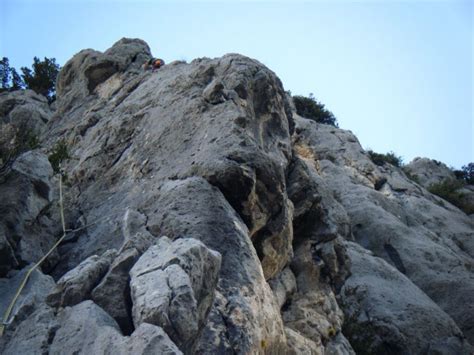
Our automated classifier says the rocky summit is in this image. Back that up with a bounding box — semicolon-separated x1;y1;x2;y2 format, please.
0;38;473;354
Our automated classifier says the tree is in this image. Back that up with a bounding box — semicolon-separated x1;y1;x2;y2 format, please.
293;93;338;127
21;57;60;102
0;57;24;92
455;163;474;185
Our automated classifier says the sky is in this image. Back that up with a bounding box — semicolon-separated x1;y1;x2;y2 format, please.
1;0;472;168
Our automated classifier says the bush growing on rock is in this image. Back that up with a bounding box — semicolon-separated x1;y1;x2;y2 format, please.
293;93;338;127
367;150;403;167
428;179;474;215
48;139;69;173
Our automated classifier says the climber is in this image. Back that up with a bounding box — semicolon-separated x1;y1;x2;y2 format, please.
143;58;165;71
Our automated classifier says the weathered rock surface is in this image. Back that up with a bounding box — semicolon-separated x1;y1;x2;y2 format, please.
0;266;55;330
49;301;181;355
340;241;472;354
0;150;56;276
0;304;59;355
0;38;472;354
47;249;116;307
0;89;52;133
130;236;221;352
292;115;474;344
404;157;457;188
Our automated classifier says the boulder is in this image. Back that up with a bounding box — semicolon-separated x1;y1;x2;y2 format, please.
0;266;55;330
340;241;473;354
0;89;52;133
47;249;116;307
91;209;155;333
49;300;181;355
130;236;221;351
0;305;58;355
404;157;457;188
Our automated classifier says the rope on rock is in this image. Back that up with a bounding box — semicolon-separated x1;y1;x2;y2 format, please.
0;170;68;337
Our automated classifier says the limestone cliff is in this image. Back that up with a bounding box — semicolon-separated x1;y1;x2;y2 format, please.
0;38;472;354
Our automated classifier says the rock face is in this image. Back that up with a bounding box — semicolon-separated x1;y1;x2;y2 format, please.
0;38;473;354
404;157;457;188
0;89;52;133
0;150;57;276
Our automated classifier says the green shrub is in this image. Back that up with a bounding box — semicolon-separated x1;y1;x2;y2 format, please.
293;93;338;127
367;150;403;167
404;170;420;184
428;179;474;215
453;163;474;185
48;139;69;174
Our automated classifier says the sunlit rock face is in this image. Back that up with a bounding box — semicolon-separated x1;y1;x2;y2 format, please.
0;38;472;354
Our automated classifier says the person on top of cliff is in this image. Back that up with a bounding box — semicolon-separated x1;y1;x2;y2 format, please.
143;58;165;71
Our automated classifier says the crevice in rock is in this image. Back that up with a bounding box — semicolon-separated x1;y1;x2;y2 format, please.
384;243;406;274
109;141;133;168
47;323;59;346
122;281;135;336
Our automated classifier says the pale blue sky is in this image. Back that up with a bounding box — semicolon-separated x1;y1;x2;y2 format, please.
1;0;472;168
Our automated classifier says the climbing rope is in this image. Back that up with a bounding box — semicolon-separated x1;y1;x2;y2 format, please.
0;171;68;337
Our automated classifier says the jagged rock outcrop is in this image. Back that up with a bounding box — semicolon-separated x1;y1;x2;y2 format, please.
291;115;474;350
0;150;59;276
404;157;457;188
0;38;473;354
0;89;52;133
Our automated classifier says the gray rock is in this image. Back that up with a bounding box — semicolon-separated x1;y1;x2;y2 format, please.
144;178;287;354
0;266;55;332
285;327;323;354
269;267;297;309
0;150;55;276
288;155;351;243
404;157;457;188
283;286;344;348
50;51;294;282
325;333;356;355
4;38;473;354
130;236;221;351
293;115;474;342
47;249;116;307
91;247;139;334
0;226;18;276
55;38;151;114
202;78;226;104
340;241;473;354
49;300;181;355
0;89;52;133
89;208;155;333
0;304;59;355
116;323;183;355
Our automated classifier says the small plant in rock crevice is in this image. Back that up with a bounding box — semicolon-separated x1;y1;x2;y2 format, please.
48;139;69;174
